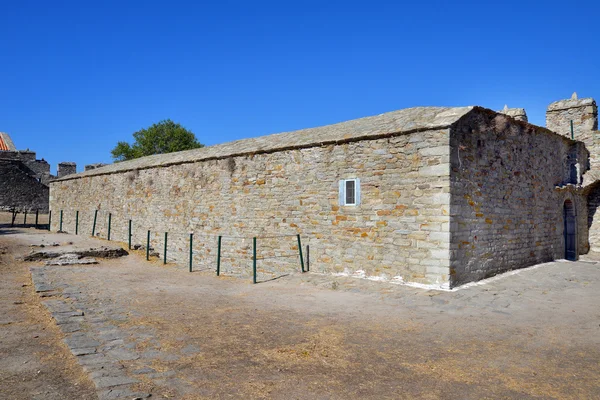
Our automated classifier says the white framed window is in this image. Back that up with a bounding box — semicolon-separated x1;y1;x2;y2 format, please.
339;178;360;206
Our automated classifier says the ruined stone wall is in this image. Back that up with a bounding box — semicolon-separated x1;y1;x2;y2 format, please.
50;129;452;285
0;160;49;212
450;111;588;286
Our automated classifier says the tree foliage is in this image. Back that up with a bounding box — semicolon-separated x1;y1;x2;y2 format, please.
111;119;203;161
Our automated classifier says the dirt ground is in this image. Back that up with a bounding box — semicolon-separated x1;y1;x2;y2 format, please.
0;211;49;229
0;232;97;399
1;223;600;399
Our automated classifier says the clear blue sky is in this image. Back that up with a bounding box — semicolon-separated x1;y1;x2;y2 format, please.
1;0;599;174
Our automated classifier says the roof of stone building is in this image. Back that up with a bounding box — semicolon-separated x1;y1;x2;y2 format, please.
547;97;596;112
54;106;475;181
0;133;16;151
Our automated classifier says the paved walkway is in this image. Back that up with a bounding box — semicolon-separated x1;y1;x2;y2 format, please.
7;228;600;399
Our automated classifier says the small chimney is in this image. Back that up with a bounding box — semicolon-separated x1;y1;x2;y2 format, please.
57;162;77;177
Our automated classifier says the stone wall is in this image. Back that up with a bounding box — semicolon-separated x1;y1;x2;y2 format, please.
27;160;52;185
0;150;36;162
0;160;49;212
50;128;453;285
450;110;589;286
0;150;52;184
586;183;600;253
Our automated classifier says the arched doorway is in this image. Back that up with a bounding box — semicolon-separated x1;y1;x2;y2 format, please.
564;200;577;261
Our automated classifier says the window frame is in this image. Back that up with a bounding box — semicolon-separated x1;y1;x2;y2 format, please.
339;178;361;206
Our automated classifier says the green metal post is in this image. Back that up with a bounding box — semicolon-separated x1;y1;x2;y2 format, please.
23;211;27;225
297;234;305;273
92;210;98;236
107;213;112;240
35;210;39;229
163;232;168;264
128;220;132;250
216;236;222;276
253;237;257;284
189;233;193;272
48;210;51;231
306;244;310;272
146;230;150;260
75;210;79;235
571;120;574;140
59;210;63;232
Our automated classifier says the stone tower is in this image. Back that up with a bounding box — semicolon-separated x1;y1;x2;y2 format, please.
548;94;600;254
547;93;599;183
57;162;77;178
546;93;598;141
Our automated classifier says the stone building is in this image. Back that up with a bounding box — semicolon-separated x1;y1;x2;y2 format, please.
0;132;77;213
546;94;600;254
49;95;598;288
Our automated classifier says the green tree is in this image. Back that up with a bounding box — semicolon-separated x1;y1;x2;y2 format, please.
111;119;203;161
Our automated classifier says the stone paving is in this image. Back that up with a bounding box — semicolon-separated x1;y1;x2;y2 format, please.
31;268;151;400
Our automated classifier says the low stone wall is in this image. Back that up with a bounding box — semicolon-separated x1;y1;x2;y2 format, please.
450;111;589;286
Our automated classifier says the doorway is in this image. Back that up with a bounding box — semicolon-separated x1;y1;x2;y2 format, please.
564;200;577;261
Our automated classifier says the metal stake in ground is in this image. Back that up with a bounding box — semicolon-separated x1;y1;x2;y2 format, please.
75;210;79;235
253;237;257;284
92;210;98;236
216;236;222;276
59;210;63;232
107;213;112;240
297;234;305;273
146;230;150;261
128;220;132;250
23;211;27;225
48;210;51;231
189;233;193;272
35;210;39;229
163;232;168;264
